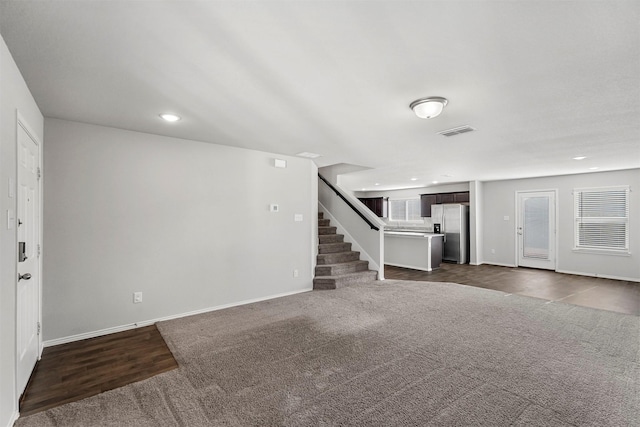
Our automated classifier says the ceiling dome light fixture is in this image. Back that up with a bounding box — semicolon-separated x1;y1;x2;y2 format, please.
160;113;181;122
410;97;448;119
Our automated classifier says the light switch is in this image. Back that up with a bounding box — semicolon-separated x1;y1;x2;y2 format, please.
274;159;287;168
7;210;15;229
294;214;303;222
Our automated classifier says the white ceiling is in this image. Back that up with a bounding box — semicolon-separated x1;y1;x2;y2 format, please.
1;1;638;191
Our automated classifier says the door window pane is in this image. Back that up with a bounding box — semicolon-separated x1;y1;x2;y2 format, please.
523;197;549;259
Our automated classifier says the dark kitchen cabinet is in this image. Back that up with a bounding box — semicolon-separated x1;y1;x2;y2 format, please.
420;194;438;217
453;192;470;203
358;197;388;218
436;193;455;204
420;191;470;217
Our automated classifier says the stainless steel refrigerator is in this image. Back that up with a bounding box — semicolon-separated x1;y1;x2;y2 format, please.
431;204;469;264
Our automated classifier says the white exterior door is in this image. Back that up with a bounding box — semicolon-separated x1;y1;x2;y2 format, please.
517;191;556;270
16;121;41;395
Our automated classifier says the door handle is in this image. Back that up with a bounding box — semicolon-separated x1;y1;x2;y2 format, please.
18;273;32;281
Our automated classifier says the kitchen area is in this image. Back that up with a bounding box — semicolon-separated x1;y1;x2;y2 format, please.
358;188;470;272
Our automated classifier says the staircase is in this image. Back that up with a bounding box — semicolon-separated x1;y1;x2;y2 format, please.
314;212;378;290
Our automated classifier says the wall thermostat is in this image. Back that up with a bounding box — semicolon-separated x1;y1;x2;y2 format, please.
270;204;279;212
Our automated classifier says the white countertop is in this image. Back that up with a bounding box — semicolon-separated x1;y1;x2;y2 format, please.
384;230;444;238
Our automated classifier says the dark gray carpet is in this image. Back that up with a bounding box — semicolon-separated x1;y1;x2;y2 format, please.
17;280;639;426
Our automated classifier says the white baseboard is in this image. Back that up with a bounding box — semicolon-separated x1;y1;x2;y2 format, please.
6;411;19;427
555;269;639;283
43;288;311;347
482;262;517;268
385;262;434;272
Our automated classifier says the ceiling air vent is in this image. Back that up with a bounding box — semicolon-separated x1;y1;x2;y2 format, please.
437;125;476;137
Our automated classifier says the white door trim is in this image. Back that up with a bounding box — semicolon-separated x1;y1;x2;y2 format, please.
514;189;558;270
15;111;43;397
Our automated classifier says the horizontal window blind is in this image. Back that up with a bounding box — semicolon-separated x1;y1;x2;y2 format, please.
574;186;629;251
389;199;421;222
407;199;421;221
389;200;406;221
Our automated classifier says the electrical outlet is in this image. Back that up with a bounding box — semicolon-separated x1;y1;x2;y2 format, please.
293;269;299;278
133;292;142;303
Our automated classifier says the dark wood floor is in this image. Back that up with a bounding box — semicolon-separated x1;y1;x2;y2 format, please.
19;324;178;417
385;263;640;316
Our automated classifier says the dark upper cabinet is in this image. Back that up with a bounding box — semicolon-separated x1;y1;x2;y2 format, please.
358;197;388;218
453;192;470;203
436;193;455;204
420;194;437;217
420;191;470;217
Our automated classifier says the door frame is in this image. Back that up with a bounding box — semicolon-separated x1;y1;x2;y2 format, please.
514;189;558;270
15;111;44;396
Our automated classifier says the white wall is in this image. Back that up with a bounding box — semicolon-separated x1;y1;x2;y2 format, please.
43;119;316;343
0;36;44;427
319;163;370;187
482;169;640;281
469;180;483;265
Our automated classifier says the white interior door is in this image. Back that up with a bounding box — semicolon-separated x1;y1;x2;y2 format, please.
16;121;41;396
517;191;556;270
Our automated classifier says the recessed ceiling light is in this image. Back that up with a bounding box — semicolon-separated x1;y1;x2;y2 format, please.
159;113;181;122
375;183;380;186
410;177;418;181
296;152;322;159
432;181;439;184
589;167;599;170
573;156;587;160
361;188;366;191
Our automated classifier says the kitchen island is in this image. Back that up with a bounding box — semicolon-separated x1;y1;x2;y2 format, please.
384;230;444;272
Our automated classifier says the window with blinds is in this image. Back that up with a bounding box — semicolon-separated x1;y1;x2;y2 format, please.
389;198;422;222
574;186;630;252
